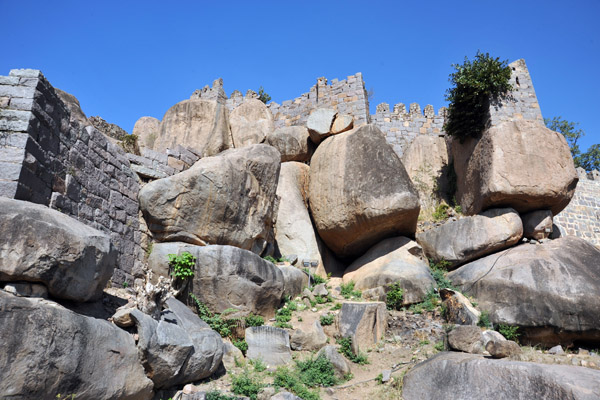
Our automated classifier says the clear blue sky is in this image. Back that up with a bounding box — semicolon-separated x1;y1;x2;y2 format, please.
2;0;598;151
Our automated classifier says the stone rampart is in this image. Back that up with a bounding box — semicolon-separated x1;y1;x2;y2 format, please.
0;69;144;286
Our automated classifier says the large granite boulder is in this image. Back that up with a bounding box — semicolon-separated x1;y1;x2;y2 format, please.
338;301;388;354
309;124;420;259
266;126;313;162
126;298;223;388
403;352;600;400
521;209;553;240
153;99;232;156
342;237;435;305
290;320;328;351
246;326;292;367
0;291;153;399
278;265;309;300
307;108;337;144
453;120;578;215
274;162;324;269
316;345;352;380
448;236;600;346
147;243;284;318
229;99;274;148
402;135;451;206
0;198;116;302
416;208;523;269
133;116;161;150
139;144;280;255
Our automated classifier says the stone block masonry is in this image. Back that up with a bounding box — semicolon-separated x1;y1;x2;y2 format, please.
554;175;600;247
0;69;144;286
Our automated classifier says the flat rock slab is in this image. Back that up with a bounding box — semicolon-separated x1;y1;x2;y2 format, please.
343;236;435;304
246;326;292;368
338;301;388;354
309;124;420;259
417;208;523;269
0;291;153;399
403;352;600;400
139;144;280;254
307;108;336;144
0;198;116;302
448;236;600;346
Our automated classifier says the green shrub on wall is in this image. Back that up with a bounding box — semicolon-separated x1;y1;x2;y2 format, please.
444;51;512;141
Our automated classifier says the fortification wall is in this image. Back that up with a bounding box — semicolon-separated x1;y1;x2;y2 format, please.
0;69;145;286
554;174;600;247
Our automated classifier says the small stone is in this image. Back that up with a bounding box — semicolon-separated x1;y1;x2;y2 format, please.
313;283;328;297
381;369;392;383
578;349;590;356
548;345;564;355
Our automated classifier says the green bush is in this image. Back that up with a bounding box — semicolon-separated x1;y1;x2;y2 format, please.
233;339;248;354
498;324;520;342
408;289;440;314
319;314;335;326
330;303;342;311
386;282;404;311
168;252;196;281
444;51;513;141
189;294;236;338
434;341;445;352
250;358;267;372
337;337;369;364
429;258;456;290
244;314;264;327
432;203;450;222
302;268;328;285
297;355;339;387
231;370;265;400
274;367;321;400
340;281;362;299
206;391;237;400
257;87;271;104
478;311;491;328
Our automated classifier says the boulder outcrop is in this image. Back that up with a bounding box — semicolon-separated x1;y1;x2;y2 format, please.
0;291;153;399
338;301;388;354
309;124;420;259
453;120;578;215
416;208;523;269
266;126;313;162
139;144;280;255
448;236;600;345
342;237;435;304
0;198;116;302
133;116;161;149
307;108;337;144
403;352;600;400
153;99;232;156
229;99;274;148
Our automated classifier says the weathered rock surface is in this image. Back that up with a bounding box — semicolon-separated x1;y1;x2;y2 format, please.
133;116;161;149
417;208;523;269
222;340;244;369
148;243;284;317
309;124;420;259
307;108;336;144
290;320;328;351
447;325;484;354
266;126;313;162
2;282;48;298
153;98;232;156
403;352;600;400
316;345;352;380
342;237;435;304
448;236;600;346
486;339;522;358
139;144;280;254
246;326;292;367
338;301;388;354
402;135;451;206
331;114;354;134
271;392;303;400
0;292;153;399
0;198;116;302
229;99;274;148
274;162;323;269
55;87;89;126
278;265;308;300
453;120;578;215
521;209;553;240
440;288;480;326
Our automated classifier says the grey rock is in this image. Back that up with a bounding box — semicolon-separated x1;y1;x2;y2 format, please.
448;236;600;346
149;243;284;317
302;287;316;303
313;283;329;297
521;209;553;240
447;325;484;354
290;320;327;351
266;126;313;162
0;198;116;302
486;340;522;358
131;164;170;180
549;345;564;355
316;345;352;380
381;369;392;383
139;144;280;254
112;307;137;328
331;114;354;134
307;108;337;144
271;392;303;400
403;352;600;400
416;208;523;269
0;292;153;399
279;265;309;300
230;99;274;148
481;330;507;347
2;282;48;298
338;301;388;354
133;116;161;150
222;340;244;369
309;124;420;259
439;288;481;326
246;326;292;367
343;237;435;305
153;98;232;157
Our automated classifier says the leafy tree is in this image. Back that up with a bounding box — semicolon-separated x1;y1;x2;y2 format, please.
257;86;271;104
545;116;599;171
444;51;513;141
